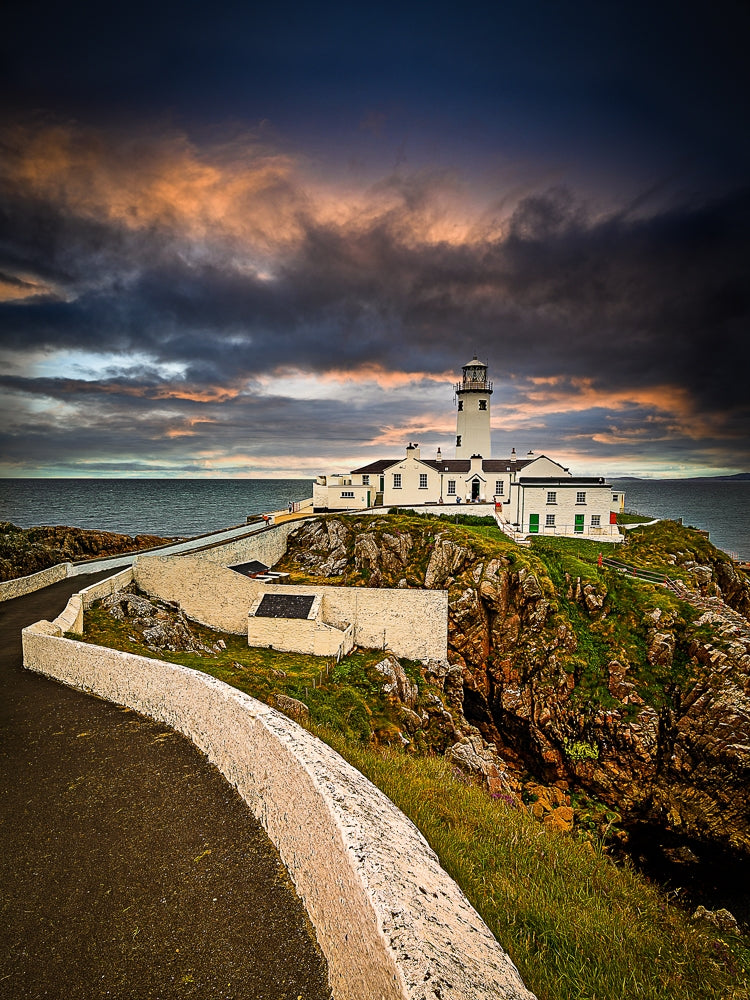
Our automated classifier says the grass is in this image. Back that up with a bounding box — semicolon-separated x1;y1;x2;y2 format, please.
316;737;749;1000
618;511;655;525
621;519;729;576
79;599;750;1000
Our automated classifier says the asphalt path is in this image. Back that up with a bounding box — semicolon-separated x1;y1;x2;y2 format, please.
0;573;331;1000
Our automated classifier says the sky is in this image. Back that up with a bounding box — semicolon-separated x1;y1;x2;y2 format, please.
1;0;749;480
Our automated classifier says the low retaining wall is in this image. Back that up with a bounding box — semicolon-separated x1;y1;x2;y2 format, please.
22;618;536;1000
185;521;297;569
49;568;135;635
0;562;72;602
0;520;297;604
248;592;356;659
260;583;448;660
135;556;262;634
134;555;448;661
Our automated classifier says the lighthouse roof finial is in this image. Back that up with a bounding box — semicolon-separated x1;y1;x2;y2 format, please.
463;355;486;369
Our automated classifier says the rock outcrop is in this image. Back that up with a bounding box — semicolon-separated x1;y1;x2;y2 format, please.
279;514;750;859
100;589;221;655
0;521;177;582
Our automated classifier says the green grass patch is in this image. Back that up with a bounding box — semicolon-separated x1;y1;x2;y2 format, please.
618;511;654;525
622;520;730;576
313;735;750;1000
79;600;749;1000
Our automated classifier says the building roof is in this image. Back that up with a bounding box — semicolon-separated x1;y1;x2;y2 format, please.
421;458;534;474
517;477;610;485
254;594;315;619
229;560;269;576
350;459;400;474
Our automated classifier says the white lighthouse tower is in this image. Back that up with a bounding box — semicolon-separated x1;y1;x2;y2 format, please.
455;356;493;458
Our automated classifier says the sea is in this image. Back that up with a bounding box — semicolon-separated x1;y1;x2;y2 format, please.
0;478;312;538
0;476;748;561
610;477;750;562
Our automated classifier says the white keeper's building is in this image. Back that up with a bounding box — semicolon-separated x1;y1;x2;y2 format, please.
313;357;624;541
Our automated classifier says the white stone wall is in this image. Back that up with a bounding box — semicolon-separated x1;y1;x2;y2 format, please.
183;521;297;569
134;555;448;660
22;623;537;1000
135;555;263;634
0;561;72;602
248;611;355;658
260;584;449;661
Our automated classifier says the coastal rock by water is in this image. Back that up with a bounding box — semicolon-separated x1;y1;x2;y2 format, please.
279;515;750;859
0;521;178;582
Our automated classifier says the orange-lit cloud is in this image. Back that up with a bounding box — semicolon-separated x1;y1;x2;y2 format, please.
4;121;499;280
496;378;697;426
258;363;454;392
0;273;62;303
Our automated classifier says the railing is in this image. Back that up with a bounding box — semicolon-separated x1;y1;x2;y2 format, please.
454;380;493;393
602;557;674;586
527;524;617;538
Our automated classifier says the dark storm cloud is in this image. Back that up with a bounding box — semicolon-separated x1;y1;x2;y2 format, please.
1;110;749;473
3;143;749;398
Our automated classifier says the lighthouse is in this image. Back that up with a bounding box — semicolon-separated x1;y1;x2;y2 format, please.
454;356;493;458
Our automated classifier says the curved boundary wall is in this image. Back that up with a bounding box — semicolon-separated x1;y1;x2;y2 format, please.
22;588;537;1000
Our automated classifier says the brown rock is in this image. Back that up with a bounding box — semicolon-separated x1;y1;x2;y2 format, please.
270;693;310;724
373;653;418;708
424;535;470;588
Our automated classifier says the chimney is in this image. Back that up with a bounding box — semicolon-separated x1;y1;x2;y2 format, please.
406;442;420;459
436;446;442;462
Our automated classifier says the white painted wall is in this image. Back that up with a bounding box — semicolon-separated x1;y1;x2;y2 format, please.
518;455;570;479
265;584;449;660
0;562;71;602
135;555;263;634
134;555;449;661
314;475;373;511
507;482;620;538
382;448;441;507
455;389;491;458
22;621;537;1000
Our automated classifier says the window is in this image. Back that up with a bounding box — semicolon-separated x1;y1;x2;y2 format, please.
495;480;503;496
478;399;487;410
362;475;370;485
341;491;354;498
545;514;556;527
457;400;463;411
447;480;456;495
393;473;402;489
547;491;557;504
456;435;462;447
576;491;587;504
419;473;428;489
591;514;601;527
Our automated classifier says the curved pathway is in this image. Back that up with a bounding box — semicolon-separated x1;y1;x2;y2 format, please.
0;573;330;1000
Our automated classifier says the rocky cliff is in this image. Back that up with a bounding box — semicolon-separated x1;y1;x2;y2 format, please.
277;514;750;863
0;521;179;582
